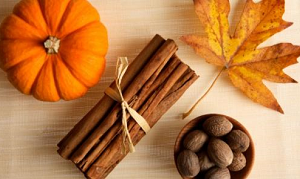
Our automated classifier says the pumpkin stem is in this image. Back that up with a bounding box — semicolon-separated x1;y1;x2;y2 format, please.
44;36;60;54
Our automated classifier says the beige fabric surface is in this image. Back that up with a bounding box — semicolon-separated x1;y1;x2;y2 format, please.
0;0;300;178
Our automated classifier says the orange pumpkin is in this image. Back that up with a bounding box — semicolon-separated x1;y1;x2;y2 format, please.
0;0;108;101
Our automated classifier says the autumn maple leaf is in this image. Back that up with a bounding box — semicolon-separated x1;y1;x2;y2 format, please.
182;0;300;116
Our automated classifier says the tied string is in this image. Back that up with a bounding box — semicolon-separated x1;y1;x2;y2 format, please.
105;57;151;153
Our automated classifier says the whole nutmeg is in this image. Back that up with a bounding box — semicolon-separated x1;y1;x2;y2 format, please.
207;138;233;168
177;150;200;178
228;152;247;172
198;151;215;172
226;130;250;152
183;130;208;152
203;116;233;137
204;167;230;179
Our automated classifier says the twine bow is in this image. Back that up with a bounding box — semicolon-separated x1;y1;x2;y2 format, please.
105;57;151;153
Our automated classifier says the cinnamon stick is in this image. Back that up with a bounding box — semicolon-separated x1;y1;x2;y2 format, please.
58;35;166;159
57;35;199;179
77;56;181;171
85;63;191;178
86;67;199;179
70;40;178;163
99;72;199;179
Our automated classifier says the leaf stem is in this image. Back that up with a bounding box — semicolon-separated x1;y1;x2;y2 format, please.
182;67;226;119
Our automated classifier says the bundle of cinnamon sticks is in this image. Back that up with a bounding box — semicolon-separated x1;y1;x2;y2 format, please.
57;34;199;179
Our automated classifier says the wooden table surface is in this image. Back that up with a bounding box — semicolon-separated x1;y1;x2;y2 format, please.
1;0;300;178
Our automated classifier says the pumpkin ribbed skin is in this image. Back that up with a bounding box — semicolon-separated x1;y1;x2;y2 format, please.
0;0;108;101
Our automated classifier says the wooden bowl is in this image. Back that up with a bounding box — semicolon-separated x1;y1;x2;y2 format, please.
174;114;255;179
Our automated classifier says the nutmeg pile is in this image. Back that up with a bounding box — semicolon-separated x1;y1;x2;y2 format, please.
176;116;250;179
